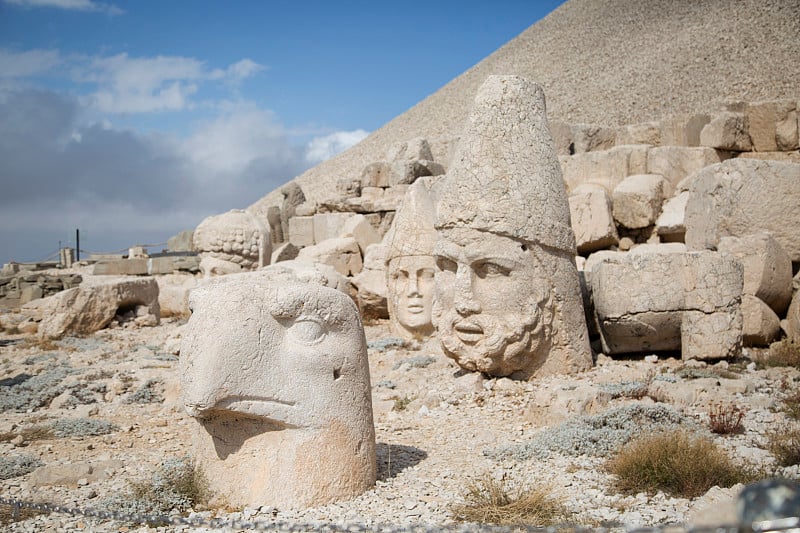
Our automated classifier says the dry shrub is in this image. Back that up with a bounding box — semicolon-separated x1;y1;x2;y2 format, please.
451;476;569;526
607;429;758;498
708;404;746;435
765;339;800;369
767;425;800;467
781;388;800;420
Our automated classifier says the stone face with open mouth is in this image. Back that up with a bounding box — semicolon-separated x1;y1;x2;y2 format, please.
179;268;376;509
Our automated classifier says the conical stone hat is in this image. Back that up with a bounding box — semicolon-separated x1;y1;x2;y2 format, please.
434;75;575;253
386;178;437;261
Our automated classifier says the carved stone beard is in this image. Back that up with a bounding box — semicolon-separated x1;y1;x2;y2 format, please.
432;288;553;378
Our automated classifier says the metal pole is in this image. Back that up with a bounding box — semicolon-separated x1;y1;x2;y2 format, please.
76;229;80;262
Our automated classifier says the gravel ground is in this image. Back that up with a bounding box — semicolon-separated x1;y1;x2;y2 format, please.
1;317;799;532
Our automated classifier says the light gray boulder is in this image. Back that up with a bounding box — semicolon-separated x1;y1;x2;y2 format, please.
684;159;800;262
612;174;671;229
592;251;743;360
28;276;160;339
568;184;618;254
700;112;753;151
741;294;781;347
718;232;793;314
297;237;363;277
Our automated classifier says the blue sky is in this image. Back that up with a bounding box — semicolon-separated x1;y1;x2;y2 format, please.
0;0;565;266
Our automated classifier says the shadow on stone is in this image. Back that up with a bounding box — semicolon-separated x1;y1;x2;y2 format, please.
376;442;427;481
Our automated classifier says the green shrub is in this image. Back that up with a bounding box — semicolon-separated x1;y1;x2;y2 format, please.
607;429;758;498
451;476;569;526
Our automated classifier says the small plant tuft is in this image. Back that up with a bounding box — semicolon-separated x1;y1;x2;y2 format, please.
125;379;164;404
50;418;117;438
767;425;800;467
607;429;759;498
765;339;800;369
708;403;746;435
781;388;800;420
392;396;413;411
451;476;569;526
103;456;209;517
0;454;43;480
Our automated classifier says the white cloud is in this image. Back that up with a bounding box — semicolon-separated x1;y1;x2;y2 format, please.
0;48;60;78
75;53;265;113
3;0;123;15
305;129;369;164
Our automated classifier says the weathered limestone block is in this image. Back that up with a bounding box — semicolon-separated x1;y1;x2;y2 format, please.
428;136;459;170
147;255;200;275
341;214;381;255
92;258;148;276
193;209;271;273
655;191;690;242
360;162;392;188
786;291;800;342
280;183;306;245
352;243;389;320
335;178;361;200
155;274;197;318
313;212;354;244
386;137;433;162
432;75;592;379
685;159;800;262
297;237;363;277
180;271;375;509
167;230;194;252
741;294;781;347
560;144;649;193
717;232;793;315
700;112;753;152
385;177;438;340
571;123;616;153
659;113;711;147
646;146;728;189
288;215;315;248
591;251;743;360
616;122;661;146
568;184;618;254
30;276;160;339
737;151;800;164
198;256;243;277
628;243;687;256
549;120;573;155
612;174;670;229
360;160;441;189
747;100;799;152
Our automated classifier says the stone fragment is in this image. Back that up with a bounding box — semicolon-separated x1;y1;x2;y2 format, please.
548;120;573;155
361;162;392;188
341;214;381;255
684;159;800;262
616;122;661;146
737;479;800;524
155;273;197;318
29;276;160;339
785;291;800;343
288;215;315;248
741;294;781;347
655;191;690;242
560;144;649;193
747;100;799;152
271;242;299;263
646;146;728;189
386;137;433;162
591;251;743;360
193;209;271;273
570;123;616;153
628;243;687;256
432;75;592;379
297;237;363;277
313;212;355;244
659;113;711;147
352;243;389;320
612;174;670;229
167;230;194;252
568;184;618;254
180;270;375;509
736;151;800;164
718;232;793;314
700;112;753;151
280;183;306;245
92;259;148;276
198;256;243;277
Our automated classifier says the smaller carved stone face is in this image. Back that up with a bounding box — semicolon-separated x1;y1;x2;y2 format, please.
432;227;551;377
386;255;435;337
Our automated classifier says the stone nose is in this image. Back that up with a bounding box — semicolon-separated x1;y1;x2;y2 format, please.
405;272;420;296
453;264;481;315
